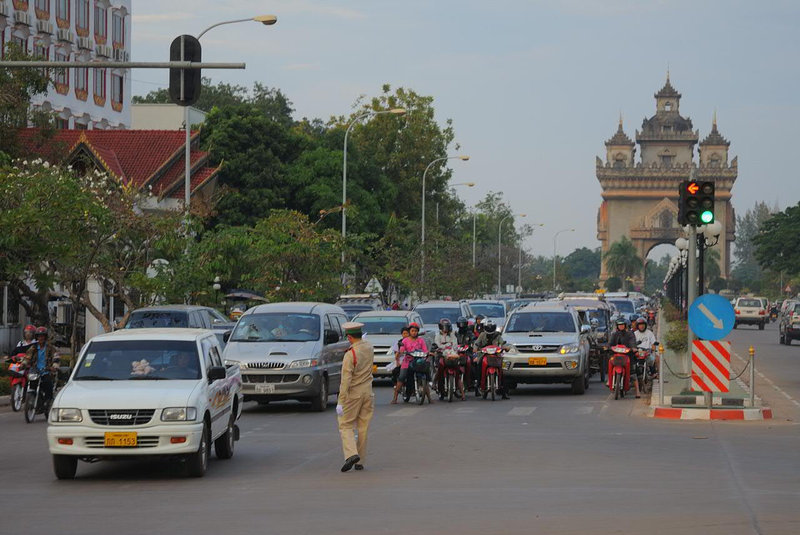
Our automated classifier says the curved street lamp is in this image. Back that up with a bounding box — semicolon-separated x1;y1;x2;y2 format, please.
498;213;526;295
552;228;575;291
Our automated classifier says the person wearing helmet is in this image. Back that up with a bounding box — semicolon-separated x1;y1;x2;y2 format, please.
454;317;475;392
473;315;486;338
388;326;411;385
474;319;511;399
434;319;459;399
24;326;60;404
16;324;37;353
634;317;658;377
607;318;637;395
391;322;430;404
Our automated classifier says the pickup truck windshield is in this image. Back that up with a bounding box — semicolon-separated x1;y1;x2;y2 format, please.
608;300;635;314
358;317;408;334
416;307;461;325
469;303;505;318
74;340;201;380
125;311;188;328
230;313;320;342
505;312;576;333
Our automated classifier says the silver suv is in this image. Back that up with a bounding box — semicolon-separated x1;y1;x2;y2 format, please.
502;302;592;395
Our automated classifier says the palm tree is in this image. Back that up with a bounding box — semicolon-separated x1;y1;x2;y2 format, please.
604;236;643;290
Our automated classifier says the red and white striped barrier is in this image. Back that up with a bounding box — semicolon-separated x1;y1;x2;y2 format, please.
691;340;731;393
651;407;772;420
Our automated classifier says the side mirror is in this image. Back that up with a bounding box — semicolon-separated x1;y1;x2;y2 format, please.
590;318;600;328
324;329;340;345
223;330;231;343
207;366;226;382
580;325;592;335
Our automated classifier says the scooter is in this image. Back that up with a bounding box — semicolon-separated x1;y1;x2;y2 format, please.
634;348;651;394
6;354;28;412
404;350;432;405
480;345;505;401
24;367;56;423
442;346;464;402
608;345;631;400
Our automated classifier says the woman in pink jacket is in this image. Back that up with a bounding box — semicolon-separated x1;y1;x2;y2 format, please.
391;323;428;404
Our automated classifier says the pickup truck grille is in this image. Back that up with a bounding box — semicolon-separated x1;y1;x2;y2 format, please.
247;361;285;370
513;362;564;369
243;374;300;383
514;345;561;353
88;409;155;426
84;436;159;448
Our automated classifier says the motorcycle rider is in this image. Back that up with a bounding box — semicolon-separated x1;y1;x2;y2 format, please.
455;317;475;390
433;319;461;399
24;326;60;404
633;317;658;377
391;323;430;404
608;318;638;397
389;326;411;386
16;324;37;353
473;319;510;399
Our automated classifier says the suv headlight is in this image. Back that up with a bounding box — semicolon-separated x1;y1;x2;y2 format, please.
559;344;580;355
224;359;245;369
50;408;82;423
287;359;318;369
161;407;197;422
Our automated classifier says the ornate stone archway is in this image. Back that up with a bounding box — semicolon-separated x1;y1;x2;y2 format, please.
597;77;737;289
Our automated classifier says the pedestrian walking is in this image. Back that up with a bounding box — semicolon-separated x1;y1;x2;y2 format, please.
336;322;375;472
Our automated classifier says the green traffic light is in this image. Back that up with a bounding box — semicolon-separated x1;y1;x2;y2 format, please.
700;210;714;224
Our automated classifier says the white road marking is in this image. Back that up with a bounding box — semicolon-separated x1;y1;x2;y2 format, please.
454;407;475;414
574;406;594;415
387;407;423;417
508;406;536;416
732;349;800;408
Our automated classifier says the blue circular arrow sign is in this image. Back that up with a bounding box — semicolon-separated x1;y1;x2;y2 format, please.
688;294;736;341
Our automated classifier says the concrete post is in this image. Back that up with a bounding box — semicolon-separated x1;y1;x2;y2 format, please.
749;345;755;407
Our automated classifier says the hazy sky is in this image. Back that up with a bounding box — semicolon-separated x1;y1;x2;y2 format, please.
132;0;800;259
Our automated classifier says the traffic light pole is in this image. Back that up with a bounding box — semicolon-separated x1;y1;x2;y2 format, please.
686;225;697;375
697;235;705;296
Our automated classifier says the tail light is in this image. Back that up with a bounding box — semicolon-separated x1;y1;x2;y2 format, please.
758;310;766;315
734;309;740;315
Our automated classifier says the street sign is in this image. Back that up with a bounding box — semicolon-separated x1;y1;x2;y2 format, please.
364;277;383;294
691;340;731;392
688;293;735;340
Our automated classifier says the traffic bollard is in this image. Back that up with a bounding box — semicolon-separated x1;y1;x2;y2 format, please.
658;344;665;406
749;345;755;407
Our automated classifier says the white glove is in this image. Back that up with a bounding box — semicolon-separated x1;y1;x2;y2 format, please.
336;404;344;416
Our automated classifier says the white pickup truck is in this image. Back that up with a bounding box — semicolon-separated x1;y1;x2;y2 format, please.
47;328;243;479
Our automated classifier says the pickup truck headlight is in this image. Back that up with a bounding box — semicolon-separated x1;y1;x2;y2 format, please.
559;344;580;355
224;359;245;369
161;407;197;422
50;408;82;423
287;359;318;369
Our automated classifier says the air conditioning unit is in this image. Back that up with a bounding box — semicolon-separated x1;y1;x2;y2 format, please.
95;45;111;58
112;48;129;62
14;10;32;26
36;20;54;34
77;37;92;50
56;28;72;43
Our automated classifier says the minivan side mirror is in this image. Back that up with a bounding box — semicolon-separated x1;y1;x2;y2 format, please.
207;366;226;382
590;318;600;328
580;325;592;335
324;329;340;345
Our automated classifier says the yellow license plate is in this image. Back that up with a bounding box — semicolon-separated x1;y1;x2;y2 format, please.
529;357;547;366
104;432;137;447
372;365;378;373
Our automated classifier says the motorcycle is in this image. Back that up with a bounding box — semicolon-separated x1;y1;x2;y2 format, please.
480;345;504;401
442;346;465;402
403;350;432;405
6;354;28;412
24;367;56;423
608;345;631;400
634;348;652;395
769;307;778;323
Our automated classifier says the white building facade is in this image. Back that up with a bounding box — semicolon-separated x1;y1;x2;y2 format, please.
0;0;131;129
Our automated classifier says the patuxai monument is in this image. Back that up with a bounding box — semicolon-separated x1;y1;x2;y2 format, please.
596;74;737;288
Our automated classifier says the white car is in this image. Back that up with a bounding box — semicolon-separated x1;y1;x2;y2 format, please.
47;328;242;479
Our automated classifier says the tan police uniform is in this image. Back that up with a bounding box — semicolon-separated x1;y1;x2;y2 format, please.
338;323;375;467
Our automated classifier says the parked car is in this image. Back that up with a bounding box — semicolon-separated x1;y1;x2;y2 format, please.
606;298;637;323
221;302;349;411
124;305;235;349
502;302;592;395
47;328;242;479
734;296;768;330
352;310;432;379
413;300;474;328
779;300;800;345
335;294;385;320
468;300;509;329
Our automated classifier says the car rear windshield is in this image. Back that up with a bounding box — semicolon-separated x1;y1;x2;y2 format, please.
358;317;408;335
609;300;635;314
737;299;761;308
505;312;576;333
469;303;505;318
340;305;375;320
125;311;188;328
230;313;320;342
415;307;461;325
588;310;608;327
74;340;201;380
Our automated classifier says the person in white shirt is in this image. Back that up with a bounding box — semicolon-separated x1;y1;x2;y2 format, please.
433;318;459;398
633;318;658;374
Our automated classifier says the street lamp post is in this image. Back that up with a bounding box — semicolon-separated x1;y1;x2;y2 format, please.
420;155;469;289
552;228;575;291
472;210;477;268
212;276;221;310
185;15;278;217
342;108;406;263
498;214;526;295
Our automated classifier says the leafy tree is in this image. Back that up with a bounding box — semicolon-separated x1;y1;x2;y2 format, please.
603;236;643;290
563;247;601;289
645;254;671;295
754;202;800;275
732;201;773;286
605;276;622;292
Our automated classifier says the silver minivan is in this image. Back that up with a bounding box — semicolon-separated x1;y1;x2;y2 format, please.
221;302;350;411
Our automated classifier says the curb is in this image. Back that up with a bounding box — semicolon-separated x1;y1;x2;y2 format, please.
649;406;772;420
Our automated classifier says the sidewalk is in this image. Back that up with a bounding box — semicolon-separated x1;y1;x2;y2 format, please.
648;314;772;420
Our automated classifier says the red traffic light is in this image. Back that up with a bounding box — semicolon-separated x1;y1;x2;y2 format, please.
687;182;699;195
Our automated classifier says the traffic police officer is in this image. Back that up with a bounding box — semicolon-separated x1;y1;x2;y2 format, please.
337;322;375;472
